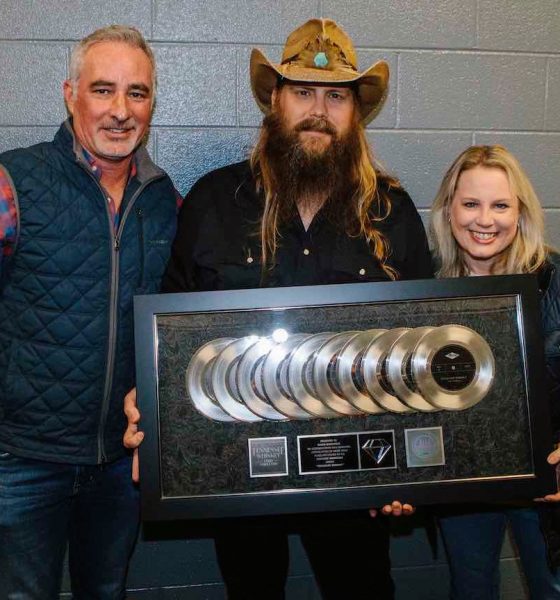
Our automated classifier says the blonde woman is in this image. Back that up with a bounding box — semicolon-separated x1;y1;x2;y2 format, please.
431;145;560;599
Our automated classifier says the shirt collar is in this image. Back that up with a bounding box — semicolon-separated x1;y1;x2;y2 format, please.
81;148;137;182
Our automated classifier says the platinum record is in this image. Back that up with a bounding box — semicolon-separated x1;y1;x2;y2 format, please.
185;337;237;422
236;338;288;421
336;329;387;414
411;324;495;410
210;337;264;422
261;334;313;419
386;327;439;412
362;328;415;413
287;333;341;418
312;331;363;416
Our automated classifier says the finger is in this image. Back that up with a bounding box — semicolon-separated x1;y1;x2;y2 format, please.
543;492;560;502
124;388;140;422
369;508;378;518
124;429;144;449
124;387;137;405
124;406;140;423
402;503;416;516
547;448;560;465
391;502;403;517
381;504;393;515
132;448;140;483
124;402;140;422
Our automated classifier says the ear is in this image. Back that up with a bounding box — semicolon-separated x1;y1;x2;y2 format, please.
63;79;75;115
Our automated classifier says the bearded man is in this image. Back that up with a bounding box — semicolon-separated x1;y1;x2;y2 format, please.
131;18;432;600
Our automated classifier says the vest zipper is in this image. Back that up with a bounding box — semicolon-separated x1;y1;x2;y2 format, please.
136;207;145;289
78;162;164;464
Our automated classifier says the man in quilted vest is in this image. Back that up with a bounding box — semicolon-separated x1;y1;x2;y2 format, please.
0;25;178;599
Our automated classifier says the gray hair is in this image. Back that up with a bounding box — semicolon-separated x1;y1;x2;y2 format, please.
69;25;156;104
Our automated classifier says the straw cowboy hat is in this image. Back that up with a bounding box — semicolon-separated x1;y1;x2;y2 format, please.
250;18;389;124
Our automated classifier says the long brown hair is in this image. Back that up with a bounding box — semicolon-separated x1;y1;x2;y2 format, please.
250;101;399;280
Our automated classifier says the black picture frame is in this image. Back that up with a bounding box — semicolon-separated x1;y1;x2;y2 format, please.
134;275;553;521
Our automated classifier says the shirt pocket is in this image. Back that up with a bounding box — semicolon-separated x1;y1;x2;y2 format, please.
330;251;386;284
199;244;264;290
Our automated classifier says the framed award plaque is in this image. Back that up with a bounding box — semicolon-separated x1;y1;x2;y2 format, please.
133;275;553;520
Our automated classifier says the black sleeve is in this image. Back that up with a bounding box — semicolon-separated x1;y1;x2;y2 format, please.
161;175;217;293
378;186;434;280
399;190;433;280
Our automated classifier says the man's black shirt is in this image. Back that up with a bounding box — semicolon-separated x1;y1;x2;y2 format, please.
163;160;433;292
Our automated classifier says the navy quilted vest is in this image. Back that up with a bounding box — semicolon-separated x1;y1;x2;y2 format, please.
0;122;177;464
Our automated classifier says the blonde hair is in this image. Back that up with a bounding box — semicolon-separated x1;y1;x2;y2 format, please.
69;25;156;106
250;96;398;280
430;145;547;277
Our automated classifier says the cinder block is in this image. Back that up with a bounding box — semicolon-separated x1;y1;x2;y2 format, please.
474;133;560;208
369;131;473;208
546;59;560;131
153;0;319;43
399;53;546;131
152;46;237;127
155;128;257;196
499;557;528;600
0;127;58;154
322;0;476;49
0;0;151;39
545;210;560;249
0;43;67;126
478;0;560;53
237;46;397;128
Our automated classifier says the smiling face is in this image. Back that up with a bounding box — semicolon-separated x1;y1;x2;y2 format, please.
272;83;356;154
449;166;520;275
64;41;153;164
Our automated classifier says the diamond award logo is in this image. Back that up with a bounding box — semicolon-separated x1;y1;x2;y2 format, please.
361;438;392;464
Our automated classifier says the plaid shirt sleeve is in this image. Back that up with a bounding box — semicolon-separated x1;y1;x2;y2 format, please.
175;188;183;212
0;166;17;277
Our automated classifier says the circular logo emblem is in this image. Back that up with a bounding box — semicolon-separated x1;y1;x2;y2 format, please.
411;433;438;460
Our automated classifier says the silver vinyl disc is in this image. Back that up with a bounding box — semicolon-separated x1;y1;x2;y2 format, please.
287;333;341;418
411;324;495;411
185;337;237;422
236;338;288;421
361;328;415;413
385;327;439;412
210;337;264;422
261;334;313;419
336;329;387;414
312;331;364;416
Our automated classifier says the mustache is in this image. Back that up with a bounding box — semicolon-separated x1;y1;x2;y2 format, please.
294;118;337;136
100;118;135;129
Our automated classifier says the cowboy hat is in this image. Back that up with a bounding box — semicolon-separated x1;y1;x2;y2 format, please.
250;18;389;124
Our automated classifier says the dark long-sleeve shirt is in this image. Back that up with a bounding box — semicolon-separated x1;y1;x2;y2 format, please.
163;160;433;292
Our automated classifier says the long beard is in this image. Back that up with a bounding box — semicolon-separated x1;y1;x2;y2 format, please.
259;112;362;224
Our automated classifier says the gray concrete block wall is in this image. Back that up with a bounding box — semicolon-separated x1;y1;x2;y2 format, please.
2;1;559;598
